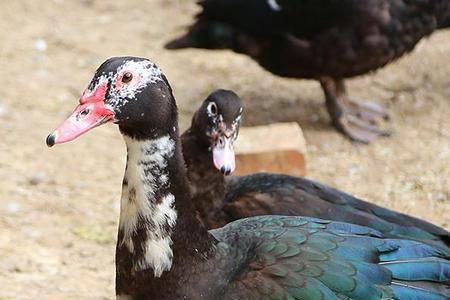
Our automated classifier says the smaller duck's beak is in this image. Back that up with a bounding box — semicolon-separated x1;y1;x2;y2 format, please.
212;131;236;176
46;101;114;147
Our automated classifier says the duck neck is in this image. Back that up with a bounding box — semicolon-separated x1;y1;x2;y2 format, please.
182;129;227;228
116;128;213;283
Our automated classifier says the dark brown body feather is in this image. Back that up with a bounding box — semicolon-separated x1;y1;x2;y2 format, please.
182;129;229;227
173;0;450;79
182;128;450;247
167;0;450;142
225;173;450;245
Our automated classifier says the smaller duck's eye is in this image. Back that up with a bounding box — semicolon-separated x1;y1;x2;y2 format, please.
207;102;218;116
122;72;133;83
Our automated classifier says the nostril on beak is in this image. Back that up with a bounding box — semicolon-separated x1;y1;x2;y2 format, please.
46;133;56;147
220;166;231;176
77;108;90;121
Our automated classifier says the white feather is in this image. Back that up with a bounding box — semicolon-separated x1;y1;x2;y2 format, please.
267;0;282;11
119;135;177;277
138;237;174;278
84;59;163;112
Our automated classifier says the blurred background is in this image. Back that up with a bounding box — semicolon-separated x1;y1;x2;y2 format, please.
0;1;449;299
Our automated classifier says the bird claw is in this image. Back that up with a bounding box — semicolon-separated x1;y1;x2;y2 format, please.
321;79;392;143
336;112;392;144
346;98;391;123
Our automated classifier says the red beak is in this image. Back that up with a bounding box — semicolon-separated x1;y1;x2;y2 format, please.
46;84;115;147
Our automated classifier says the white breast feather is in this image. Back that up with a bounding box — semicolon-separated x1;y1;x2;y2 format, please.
139;237;174;278
119;135;177;277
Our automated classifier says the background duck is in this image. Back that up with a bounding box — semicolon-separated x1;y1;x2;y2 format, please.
166;0;450;143
182;89;450;248
47;56;450;300
182;89;242;226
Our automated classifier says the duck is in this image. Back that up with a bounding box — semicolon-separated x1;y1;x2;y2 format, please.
182;89;450;247
166;0;450;143
46;56;450;299
181;89;242;226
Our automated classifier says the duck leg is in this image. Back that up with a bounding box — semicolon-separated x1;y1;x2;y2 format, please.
320;77;391;143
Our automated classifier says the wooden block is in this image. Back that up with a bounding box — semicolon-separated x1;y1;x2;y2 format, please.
234;122;307;176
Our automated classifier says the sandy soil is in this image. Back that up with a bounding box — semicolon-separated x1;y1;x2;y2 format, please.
0;1;449;299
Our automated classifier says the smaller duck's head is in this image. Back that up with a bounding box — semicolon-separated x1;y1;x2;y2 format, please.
46;56;176;146
191;89;243;176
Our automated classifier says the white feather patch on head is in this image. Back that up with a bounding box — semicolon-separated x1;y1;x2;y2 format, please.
267;0;282;11
109;60;163;110
206;101;218;118
85;59;164;112
234;114;242;124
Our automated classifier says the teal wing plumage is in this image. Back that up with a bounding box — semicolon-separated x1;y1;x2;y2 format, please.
211;215;450;300
225;174;450;248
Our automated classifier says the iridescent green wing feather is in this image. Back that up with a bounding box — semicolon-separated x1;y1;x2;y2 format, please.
225;174;450;247
211;215;450;299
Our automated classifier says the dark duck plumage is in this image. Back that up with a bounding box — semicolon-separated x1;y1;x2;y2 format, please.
166;0;450;143
182;89;450;248
182;89;243;226
47;57;450;299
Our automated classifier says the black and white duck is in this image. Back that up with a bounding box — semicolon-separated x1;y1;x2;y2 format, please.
166;0;450;143
47;57;450;299
182;89;450;248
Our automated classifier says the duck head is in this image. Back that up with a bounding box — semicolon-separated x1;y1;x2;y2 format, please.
46;56;176;146
191;89;243;175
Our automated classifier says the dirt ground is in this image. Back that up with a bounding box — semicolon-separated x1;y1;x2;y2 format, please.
0;1;449;299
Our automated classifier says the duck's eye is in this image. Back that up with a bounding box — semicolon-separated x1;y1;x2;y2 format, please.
207;102;218;116
122;72;133;83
